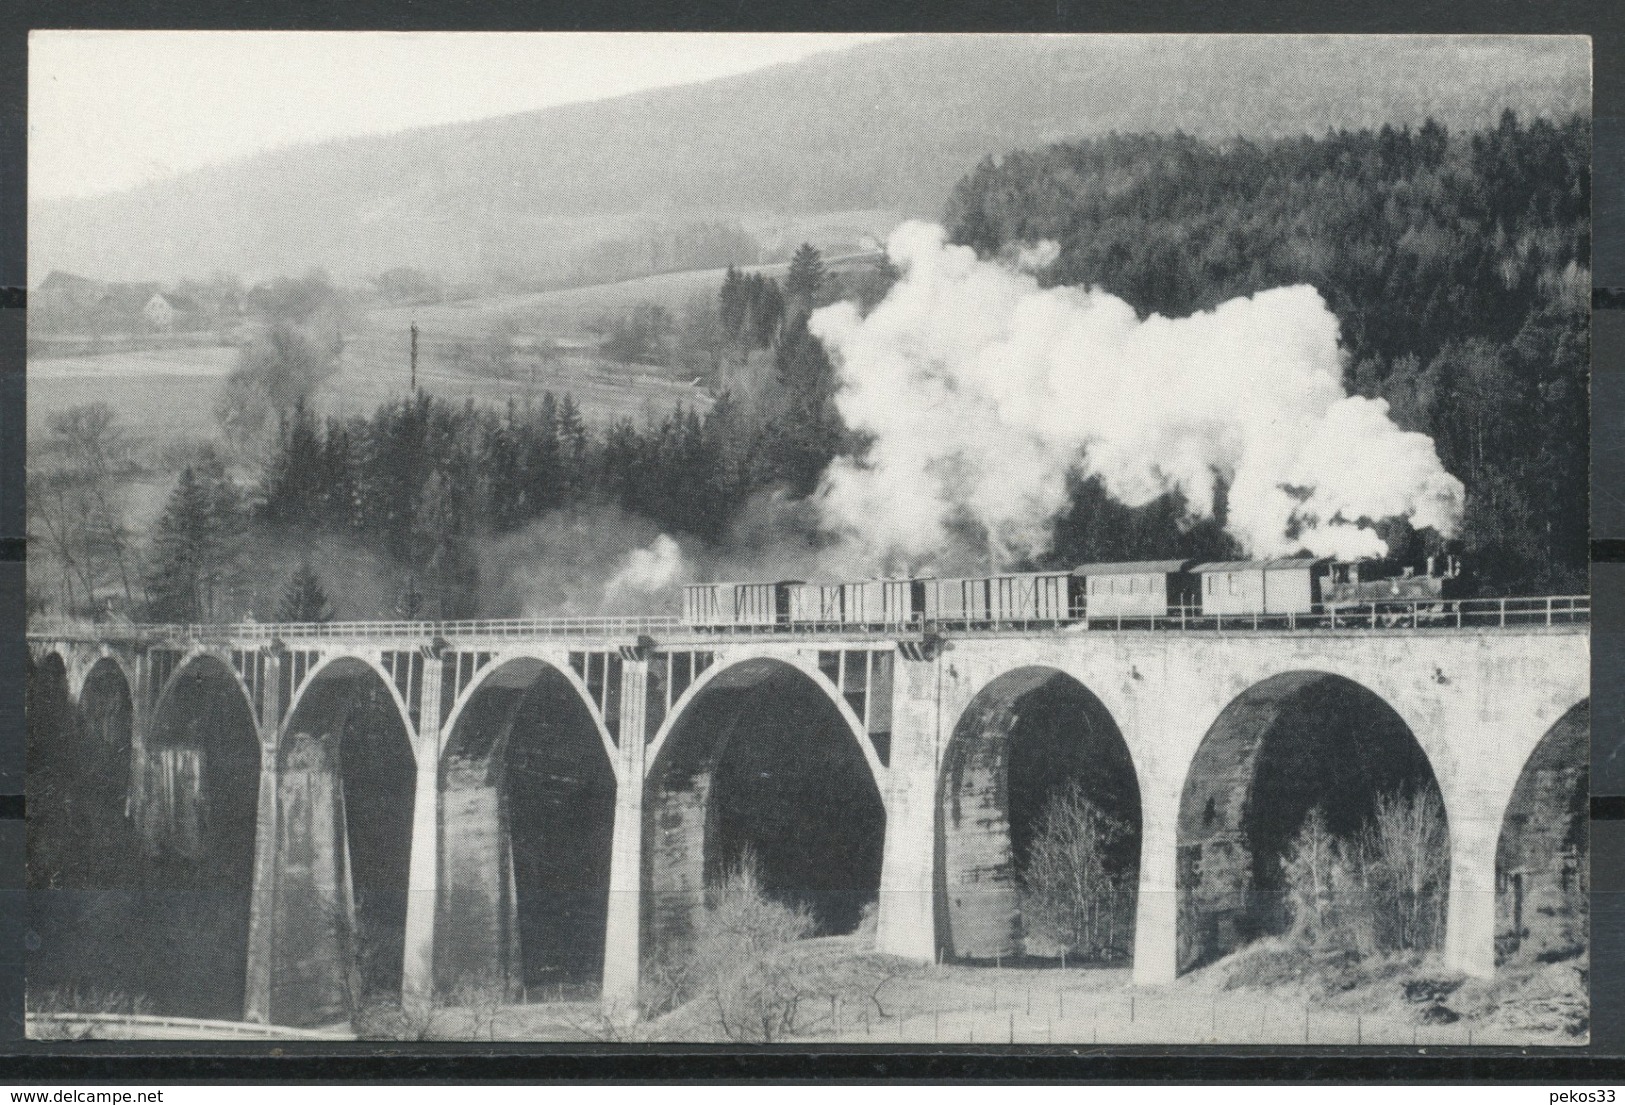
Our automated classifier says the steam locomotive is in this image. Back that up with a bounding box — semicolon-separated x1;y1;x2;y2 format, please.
679;555;1464;630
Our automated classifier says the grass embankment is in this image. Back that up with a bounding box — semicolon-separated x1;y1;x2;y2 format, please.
361;931;1586;1044
1182;936;1588;1043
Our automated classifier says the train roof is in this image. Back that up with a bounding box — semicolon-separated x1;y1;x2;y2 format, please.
1191;557;1330;572
1072;559;1195;576
683;579;806;588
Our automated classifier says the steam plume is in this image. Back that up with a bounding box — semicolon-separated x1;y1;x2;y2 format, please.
809;221;1463;567
604;534;691;606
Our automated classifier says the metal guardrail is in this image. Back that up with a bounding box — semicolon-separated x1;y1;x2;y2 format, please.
26;1011;352;1040
27;595;1589;644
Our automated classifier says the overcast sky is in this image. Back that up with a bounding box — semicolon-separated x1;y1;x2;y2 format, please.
29;31;894;201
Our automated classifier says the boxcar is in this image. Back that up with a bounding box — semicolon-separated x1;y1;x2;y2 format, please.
991;571;1073;623
1193;558;1327;615
781;578;938;627
736;580;801;626
683;580;802;628
1075;560;1198;618
931;572;1073;624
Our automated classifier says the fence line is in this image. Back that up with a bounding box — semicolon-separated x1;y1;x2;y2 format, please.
791;977;1544;1047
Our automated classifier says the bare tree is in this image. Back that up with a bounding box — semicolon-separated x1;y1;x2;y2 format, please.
28;403;141;617
1280;790;1449;957
1280;806;1343;947
1356;789;1449;952
1020;781;1135;961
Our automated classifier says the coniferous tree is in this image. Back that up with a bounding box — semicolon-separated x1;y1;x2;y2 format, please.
524;391;564;516
318;417;361;534
278;561;333;622
720;266;748;341
785;243;827;310
556;395;589;501
259;397;323;528
774;313;840;413
145;450;247;622
746;277;784;348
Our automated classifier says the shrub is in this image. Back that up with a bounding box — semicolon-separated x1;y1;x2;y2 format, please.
644;850;819;1041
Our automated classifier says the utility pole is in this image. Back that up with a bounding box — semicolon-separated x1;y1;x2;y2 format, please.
410;321;419;393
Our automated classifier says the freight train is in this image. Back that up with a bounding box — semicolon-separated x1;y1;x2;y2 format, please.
680;555;1464;630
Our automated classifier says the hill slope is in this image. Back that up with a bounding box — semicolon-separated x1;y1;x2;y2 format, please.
29;34;1588;284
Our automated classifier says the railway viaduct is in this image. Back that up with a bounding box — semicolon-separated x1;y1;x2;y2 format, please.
26;614;1589;1028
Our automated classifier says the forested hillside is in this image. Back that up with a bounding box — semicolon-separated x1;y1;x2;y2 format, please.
947;111;1590;593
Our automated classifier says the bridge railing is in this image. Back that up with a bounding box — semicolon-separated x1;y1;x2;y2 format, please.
26;614;684;643
27;595;1588;643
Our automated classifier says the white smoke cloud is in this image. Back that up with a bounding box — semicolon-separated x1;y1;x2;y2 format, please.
604;534;691;605
1012;239;1061;273
808;221;1464;568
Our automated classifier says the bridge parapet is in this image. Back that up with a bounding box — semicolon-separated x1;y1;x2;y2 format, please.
25;593;1591;651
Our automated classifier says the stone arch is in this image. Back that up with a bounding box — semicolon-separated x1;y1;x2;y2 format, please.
136;652;264;1020
27;643;70;679
641;655;887;967
27;650;71;717
270;655;417;1026
25;650;154;1008
435;656;618;1003
78;656;134;759
645;654;885;791
1495;699;1589;963
440;652;617;773
1175;670;1449;973
281;651;415;760
65;648;138;713
935;665;1141;965
152;648;258;738
72;658;138;877
26;649;73;751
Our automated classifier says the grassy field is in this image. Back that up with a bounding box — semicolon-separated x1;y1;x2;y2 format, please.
27;247;894;452
360;250;880;353
27;344;239;448
27;264;739;447
368;265;750;343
